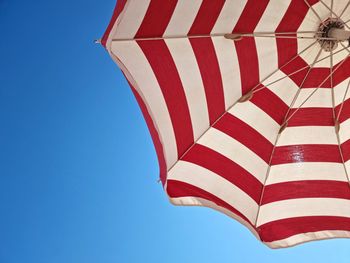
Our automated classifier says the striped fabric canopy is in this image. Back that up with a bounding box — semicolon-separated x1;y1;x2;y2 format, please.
101;0;350;248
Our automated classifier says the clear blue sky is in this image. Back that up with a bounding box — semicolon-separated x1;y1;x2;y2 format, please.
1;0;350;262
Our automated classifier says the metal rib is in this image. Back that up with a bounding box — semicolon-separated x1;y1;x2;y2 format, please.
284;47;350;124
319;0;350;30
253;44;349;93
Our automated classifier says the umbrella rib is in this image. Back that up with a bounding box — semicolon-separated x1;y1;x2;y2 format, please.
109;49;230;184
225;34;334;41
330;48;350;186
304;0;325;25
254;44;323;229
336;42;350;122
247;41;318;94
336;41;350;123
283;45;350;125
330;0;334;18
319;0;350;30
254;132;281;230
252;44;348;94
109;31;320;42
282;45;325;127
129;38;318;184
331;50;336;121
340;1;350;18
344;17;350;25
112;40;318;180
319;0;338;19
158;41;322;182
336;79;350;122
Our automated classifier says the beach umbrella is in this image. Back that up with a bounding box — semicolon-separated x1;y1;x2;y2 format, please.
99;0;350;248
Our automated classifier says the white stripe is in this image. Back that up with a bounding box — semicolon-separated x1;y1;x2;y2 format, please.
334;77;350;106
327;46;349;68
345;161;350;179
331;0;349;15
164;0;202;36
165;39;209;140
255;0;291;80
113;0;151;39
263;70;299;106
265;230;350;249
167;161;259;223
212;37;242;109
297;3;322;66
198;128;268;183
337;74;350;157
339;118;350;143
111;41;178;168
229;101;280;143
267;163;347;185
257;198;350;226
263;75;333;109
255;38;279;82
340;1;350;26
211;0;247;34
293;88;332;108
277;126;337;146
312;1;332;24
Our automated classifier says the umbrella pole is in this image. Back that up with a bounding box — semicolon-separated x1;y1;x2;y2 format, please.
328;28;350;41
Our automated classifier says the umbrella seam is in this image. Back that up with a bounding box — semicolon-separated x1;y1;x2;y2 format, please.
254;44;324;235
330;44;350;187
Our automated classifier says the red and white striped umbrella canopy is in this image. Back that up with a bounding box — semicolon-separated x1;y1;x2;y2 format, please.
101;0;350;248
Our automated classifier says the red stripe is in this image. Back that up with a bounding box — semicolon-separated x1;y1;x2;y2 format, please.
302;68;331;89
272;145;342;165
101;0;128;47
259;216;350;243
287;108;334;127
233;0;269;95
135;0;177;38
130;84;167;185
341;139;350;162
281;58;309;88
138;40;194;157
262;181;350;205
276;0;308;33
233;0;269;32
276;0;313;83
190;38;225;124
251;88;289;125
280;52;350;91
182;144;263;202
333;57;350;87
235;39;260;95
276;37;301;76
214;113;273;163
279;63;332;90
188;0;225;35
166;180;255;227
336;98;350;123
307;0;320;5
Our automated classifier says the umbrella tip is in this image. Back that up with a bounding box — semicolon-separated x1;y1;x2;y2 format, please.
94;39;102;44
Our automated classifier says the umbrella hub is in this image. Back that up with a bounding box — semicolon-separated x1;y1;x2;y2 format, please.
316;18;348;52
